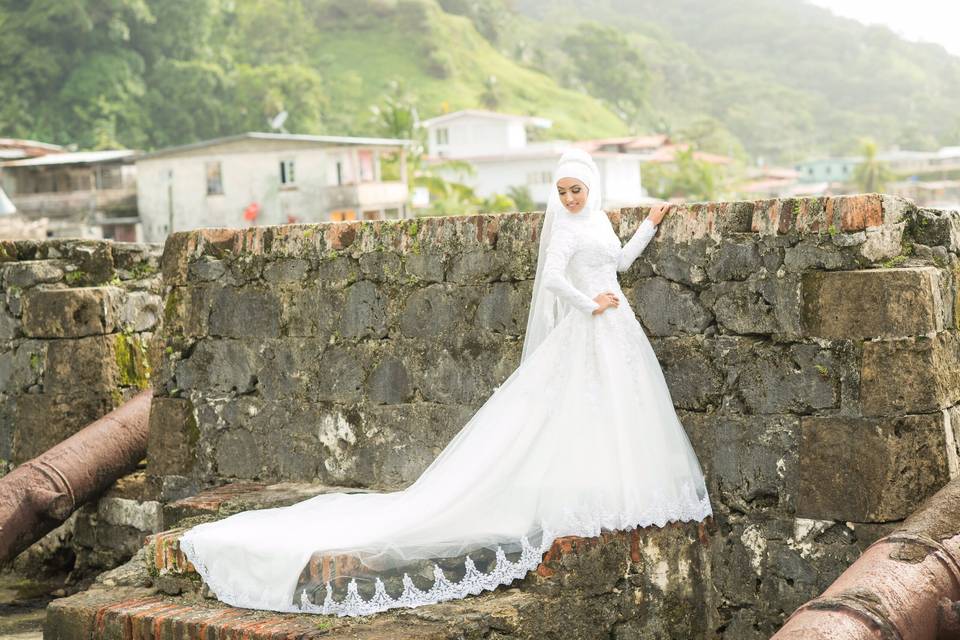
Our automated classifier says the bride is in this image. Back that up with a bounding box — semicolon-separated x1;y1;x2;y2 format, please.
179;148;713;617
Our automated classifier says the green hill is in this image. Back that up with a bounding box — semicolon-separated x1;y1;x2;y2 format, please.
513;0;960;161
0;0;627;150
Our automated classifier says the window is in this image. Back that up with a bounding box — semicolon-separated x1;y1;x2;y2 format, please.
336;161;344;186
436;127;449;145
280;159;296;186
206;161;223;195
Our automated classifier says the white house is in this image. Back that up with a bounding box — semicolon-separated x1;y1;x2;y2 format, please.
420;110;650;209
135;133;411;242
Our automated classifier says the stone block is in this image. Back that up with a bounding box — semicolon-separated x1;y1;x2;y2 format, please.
263;257;311;283
43;335;120;394
727;340;839;414
699;280;778;335
0;340;45;393
208;286;282;338
187;258;228;282
174;339;259;394
120;291;162;332
802;267;943;339
146;397;199;477
12;393;114;462
711;415;799;514
281;285;340;338
339;280;388;339
705;238;763;281
21;287;122;338
633;277;712;336
367;355;414;404
861;332;960;416
315;343;368;403
798;414;953;521
651;338;724;411
1;260;64;288
475;281;531;336
400;284;462;338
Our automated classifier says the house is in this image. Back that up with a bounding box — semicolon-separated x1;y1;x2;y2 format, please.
420;110;652;208
135;133;411;242
794;157;860;184
0;150;138;240
0;138;65;161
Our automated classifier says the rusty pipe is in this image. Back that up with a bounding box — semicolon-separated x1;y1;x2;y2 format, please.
772;477;960;639
0;389;152;564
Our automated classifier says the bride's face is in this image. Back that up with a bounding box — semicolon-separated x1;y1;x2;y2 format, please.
556;178;588;214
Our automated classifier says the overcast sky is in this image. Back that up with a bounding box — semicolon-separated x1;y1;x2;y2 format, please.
808;0;960;56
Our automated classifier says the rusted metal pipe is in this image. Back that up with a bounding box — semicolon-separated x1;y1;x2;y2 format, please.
772;477;960;639
0;389;152;564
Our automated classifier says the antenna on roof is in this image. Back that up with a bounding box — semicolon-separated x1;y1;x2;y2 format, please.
269;111;289;134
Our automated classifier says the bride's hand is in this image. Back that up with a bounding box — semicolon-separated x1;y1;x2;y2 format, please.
647;203;672;225
592;292;619;315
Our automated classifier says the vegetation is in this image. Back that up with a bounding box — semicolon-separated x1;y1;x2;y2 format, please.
852;139;895;193
2;0;958;179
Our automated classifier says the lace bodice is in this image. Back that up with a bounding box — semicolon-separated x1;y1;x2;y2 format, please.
543;216;657;315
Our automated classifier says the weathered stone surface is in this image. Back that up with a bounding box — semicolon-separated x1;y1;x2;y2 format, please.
802;267;943;339
339;280;388;339
798;414;953;521
783;241;845;272
705;238;763;281
12;393;114;462
399;284;462;338
475;281;530;336
175;339;259;393
1;259;64;288
263;257;310;283
860;332;960;416
711;415;799;514
43;335;120;393
366;355;413;404
633;277;712;336
281;285;340;338
21;287;122;337
208;286;282;338
188;257;228;282
700;280;778;335
146;397;199;477
647;238;711;286
120;291;162;332
315;344;367;403
727;340;839;414
651;338;724;411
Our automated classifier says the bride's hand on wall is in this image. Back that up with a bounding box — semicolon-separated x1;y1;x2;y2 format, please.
592;292;620;315
647;203;672;225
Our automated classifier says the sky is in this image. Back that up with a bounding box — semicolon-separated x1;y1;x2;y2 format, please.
808;0;960;56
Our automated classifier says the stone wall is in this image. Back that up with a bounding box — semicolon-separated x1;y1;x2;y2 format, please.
147;194;960;637
0;239;163;476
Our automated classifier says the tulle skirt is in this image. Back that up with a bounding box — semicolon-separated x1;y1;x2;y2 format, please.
179;299;712;616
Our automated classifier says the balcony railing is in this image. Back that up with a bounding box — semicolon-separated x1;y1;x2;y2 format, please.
325;181;408;209
10;188;136;218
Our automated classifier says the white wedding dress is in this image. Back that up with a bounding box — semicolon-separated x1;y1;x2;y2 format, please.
179;164;713;617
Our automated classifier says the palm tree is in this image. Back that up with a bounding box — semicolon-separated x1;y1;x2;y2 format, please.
852;139;894;193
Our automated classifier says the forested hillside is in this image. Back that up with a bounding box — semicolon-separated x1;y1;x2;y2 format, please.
2;0;959;164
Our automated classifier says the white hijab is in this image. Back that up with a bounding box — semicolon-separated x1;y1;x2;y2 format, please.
521;148;607;363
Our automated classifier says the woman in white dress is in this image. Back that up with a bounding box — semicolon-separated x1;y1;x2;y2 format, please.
179;148;712;617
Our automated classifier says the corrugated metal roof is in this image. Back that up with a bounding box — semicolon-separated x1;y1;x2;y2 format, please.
1;150;135;168
136;132;412;161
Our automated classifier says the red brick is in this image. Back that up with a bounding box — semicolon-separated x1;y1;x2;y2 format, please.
834;194;884;232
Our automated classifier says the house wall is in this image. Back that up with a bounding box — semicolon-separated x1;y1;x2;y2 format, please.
428;116;527;158
136;141;403;243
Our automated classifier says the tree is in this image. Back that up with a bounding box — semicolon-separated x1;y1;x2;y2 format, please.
644;148;720;201
561;22;648;125
851;139;894;193
506;185;535;211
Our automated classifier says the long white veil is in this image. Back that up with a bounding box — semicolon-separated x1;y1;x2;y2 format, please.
521;148;606;363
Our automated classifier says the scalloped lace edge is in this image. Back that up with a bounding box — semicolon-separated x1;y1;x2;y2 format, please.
180;491;712;617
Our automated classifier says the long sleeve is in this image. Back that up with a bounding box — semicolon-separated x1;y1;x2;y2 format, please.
617;217;658;273
542;229;600;315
